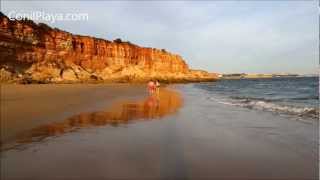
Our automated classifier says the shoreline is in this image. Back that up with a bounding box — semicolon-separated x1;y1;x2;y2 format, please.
0;76;218;84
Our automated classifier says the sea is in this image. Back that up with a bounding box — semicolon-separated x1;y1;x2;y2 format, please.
194;76;319;120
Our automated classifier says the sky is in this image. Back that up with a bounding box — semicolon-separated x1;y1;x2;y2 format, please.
1;1;318;74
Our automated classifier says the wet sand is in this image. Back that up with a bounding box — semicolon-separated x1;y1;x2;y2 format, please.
1;84;147;146
1;87;182;150
0;84;318;180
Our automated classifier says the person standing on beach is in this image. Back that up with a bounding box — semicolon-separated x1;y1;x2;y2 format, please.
147;80;156;94
155;80;160;94
155;80;160;89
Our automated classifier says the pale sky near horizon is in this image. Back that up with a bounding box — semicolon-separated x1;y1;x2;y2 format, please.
1;1;318;74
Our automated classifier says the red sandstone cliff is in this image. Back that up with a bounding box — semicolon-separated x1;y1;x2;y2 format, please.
0;12;217;83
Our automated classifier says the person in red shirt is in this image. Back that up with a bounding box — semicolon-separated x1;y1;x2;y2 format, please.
147;80;156;94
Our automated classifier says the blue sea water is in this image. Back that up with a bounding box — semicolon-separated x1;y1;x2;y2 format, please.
194;77;319;119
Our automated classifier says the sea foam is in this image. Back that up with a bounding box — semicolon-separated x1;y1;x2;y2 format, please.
209;96;318;119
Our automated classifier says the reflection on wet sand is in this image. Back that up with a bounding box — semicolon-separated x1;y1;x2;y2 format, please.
2;88;182;150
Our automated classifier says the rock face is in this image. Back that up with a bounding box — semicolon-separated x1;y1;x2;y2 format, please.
0;13;217;83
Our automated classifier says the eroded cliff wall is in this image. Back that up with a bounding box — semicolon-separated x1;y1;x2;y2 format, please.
0;13;217;83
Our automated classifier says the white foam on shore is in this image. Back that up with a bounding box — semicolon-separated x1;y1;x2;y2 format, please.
209;96;318;119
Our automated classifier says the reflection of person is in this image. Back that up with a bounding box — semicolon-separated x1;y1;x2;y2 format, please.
146;95;157;107
147;80;156;94
144;94;160;118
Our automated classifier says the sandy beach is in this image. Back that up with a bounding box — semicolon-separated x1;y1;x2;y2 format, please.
0;83;317;180
0;84;147;146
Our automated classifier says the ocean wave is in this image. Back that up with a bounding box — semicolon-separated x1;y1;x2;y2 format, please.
210;97;318;119
289;96;319;100
230;95;319;102
230;96;277;102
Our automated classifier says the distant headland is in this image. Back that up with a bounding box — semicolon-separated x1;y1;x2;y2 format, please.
0;12;218;84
